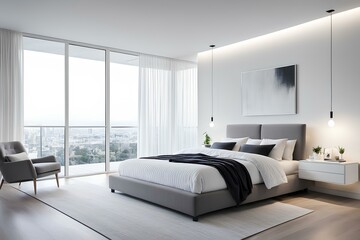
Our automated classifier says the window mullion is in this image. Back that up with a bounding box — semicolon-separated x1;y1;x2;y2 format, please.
105;50;110;172
64;43;70;177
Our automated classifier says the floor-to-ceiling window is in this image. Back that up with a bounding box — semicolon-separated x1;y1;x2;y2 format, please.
109;52;139;171
69;45;106;175
23;38;66;176
23;36;139;176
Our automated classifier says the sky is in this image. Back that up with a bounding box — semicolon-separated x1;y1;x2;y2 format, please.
24;49;139;127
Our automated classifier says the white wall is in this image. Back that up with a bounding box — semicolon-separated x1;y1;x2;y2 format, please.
198;7;360;198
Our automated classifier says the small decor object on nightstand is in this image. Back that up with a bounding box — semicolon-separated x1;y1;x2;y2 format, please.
338;146;345;162
203;132;211;148
312;146;323;160
324;148;332;159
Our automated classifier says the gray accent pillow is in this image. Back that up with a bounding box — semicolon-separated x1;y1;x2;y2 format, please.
239;144;275;157
5;152;29;162
211;142;237;150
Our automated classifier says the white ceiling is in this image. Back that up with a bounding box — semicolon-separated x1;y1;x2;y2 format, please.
1;0;360;61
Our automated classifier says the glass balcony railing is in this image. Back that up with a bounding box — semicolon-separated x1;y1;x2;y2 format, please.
24;126;137;176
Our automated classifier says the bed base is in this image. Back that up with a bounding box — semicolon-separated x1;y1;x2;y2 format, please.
109;174;308;221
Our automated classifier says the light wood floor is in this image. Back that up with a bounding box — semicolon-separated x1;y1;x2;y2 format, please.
247;191;360;240
1;174;359;240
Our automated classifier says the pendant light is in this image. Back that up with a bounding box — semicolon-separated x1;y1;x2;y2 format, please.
327;9;335;127
209;44;215;128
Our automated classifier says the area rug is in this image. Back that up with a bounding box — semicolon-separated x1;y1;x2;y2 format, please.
15;181;313;240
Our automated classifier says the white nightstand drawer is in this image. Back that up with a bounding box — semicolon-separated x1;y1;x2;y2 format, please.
299;160;358;185
299;161;345;174
299;170;348;184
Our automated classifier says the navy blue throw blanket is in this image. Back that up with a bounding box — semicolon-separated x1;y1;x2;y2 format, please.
141;153;253;205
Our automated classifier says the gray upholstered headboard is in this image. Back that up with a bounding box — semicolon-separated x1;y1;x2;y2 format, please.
226;124;306;160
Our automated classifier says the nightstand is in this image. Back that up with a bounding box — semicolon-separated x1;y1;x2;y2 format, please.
299;160;359;185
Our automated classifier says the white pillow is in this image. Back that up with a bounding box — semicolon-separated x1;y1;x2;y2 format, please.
6;152;29;162
221;137;249;151
246;138;262;145
283;140;297;160
260;138;288;161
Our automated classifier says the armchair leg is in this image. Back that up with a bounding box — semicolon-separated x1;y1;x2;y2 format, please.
33;178;37;195
19;182;21;187
55;173;59;188
0;178;4;190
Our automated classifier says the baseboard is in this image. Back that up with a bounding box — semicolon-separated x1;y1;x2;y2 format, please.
309;185;360;200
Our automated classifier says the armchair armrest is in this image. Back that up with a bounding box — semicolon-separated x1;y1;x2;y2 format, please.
31;155;57;164
1;160;36;183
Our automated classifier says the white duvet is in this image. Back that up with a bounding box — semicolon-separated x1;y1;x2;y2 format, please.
117;148;289;194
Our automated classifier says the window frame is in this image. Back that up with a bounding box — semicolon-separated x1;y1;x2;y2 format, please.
23;34;139;177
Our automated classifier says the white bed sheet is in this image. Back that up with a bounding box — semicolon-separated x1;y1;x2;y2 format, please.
279;160;299;175
118;148;296;194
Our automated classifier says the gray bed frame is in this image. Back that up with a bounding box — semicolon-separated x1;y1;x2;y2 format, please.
109;124;308;221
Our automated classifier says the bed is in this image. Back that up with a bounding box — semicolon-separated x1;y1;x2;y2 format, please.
109;124;308;221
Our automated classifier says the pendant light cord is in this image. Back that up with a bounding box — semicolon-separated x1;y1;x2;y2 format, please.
211;46;214;118
330;11;333;112
327;9;334;112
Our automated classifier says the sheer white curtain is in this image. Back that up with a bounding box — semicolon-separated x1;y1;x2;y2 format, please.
138;54;197;157
0;29;23;142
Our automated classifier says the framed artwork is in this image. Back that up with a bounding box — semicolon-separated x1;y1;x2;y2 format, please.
324;148;333;159
241;65;297;116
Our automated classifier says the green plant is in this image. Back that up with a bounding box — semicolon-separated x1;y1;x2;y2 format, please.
312;146;322;154
203;132;211;145
338;146;345;155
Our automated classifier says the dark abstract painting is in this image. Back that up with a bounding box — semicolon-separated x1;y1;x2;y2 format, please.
241;65;296;116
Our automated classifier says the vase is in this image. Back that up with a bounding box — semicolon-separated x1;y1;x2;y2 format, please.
313;153;324;160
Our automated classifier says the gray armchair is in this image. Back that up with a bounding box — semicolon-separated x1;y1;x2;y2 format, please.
0;141;61;194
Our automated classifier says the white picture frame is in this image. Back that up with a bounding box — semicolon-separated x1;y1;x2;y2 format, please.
324;148;333;159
